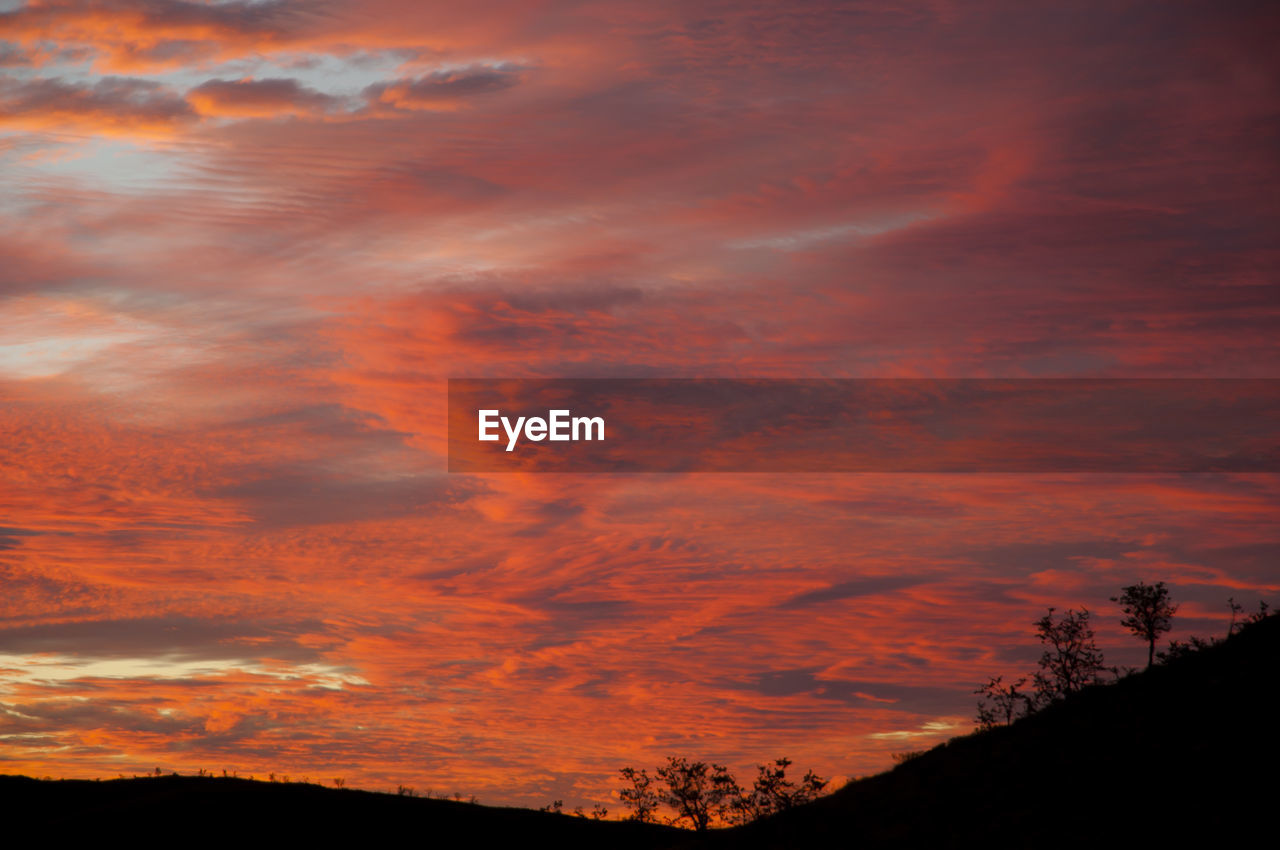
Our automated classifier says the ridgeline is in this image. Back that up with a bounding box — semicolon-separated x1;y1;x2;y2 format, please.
3;615;1274;845
692;613;1278;847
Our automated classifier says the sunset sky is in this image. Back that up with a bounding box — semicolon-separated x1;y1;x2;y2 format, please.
1;0;1278;809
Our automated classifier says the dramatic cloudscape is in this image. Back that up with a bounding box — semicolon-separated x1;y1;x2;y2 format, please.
1;0;1278;808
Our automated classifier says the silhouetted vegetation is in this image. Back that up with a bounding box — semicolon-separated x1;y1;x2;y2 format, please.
973;675;1032;730
888;750;925;764
657;757;741;831
618;766;661;823
703;608;1278;848
975;583;1273;737
733;758;827;822
1111;580;1178;667
1160;597;1269;662
7;605;1271;846
1031;606;1107;702
8;581;1271;847
618;756;827;830
1228;597;1270;638
978;602;1111;727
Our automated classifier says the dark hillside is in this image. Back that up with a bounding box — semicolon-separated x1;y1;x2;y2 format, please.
0;772;678;845
690;614;1279;848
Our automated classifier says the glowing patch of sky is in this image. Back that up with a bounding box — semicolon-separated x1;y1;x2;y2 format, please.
0;653;369;690
729;211;939;252
0;296;185;384
866;720;967;741
10;136;185;190
5;46;447;101
133;50;412;99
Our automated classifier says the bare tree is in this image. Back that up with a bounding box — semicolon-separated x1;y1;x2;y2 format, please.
1227;597;1270;639
654;757;741;831
618;766;661;823
1032;607;1106;703
1111;581;1178;668
974;675;1033;729
738;758;828;821
621;755;829;829
1227;597;1245;638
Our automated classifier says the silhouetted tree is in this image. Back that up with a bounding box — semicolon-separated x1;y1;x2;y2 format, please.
654;757;741;831
1227;597;1245;637
1161;600;1271;662
621;756;829;829
1156;634;1213;663
1032;607;1106;703
1111;581;1178;668
1227;597;1269;638
737;758;828;821
974;675;1033;729
618;766;661;823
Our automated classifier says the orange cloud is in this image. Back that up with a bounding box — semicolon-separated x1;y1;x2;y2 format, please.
187;77;342;118
0;0;330;71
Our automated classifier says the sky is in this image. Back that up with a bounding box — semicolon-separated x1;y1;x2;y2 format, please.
1;0;1278;809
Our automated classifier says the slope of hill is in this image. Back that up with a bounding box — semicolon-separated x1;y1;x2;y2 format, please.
0;772;680;844
690;614;1278;848
3;616;1273;845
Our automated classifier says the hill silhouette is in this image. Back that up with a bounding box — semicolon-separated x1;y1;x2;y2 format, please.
686;613;1278;848
0;772;680;845
3;615;1274;845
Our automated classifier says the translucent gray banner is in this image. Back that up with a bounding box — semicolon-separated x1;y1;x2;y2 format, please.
447;379;1280;473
